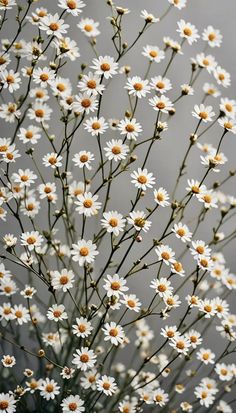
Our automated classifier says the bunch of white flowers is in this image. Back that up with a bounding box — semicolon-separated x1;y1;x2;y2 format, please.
0;0;236;412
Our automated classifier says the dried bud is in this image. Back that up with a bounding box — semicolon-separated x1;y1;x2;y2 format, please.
171;201;179;210
168;108;176;116
81;63;87;71
213;181;220;189
125;110;131;118
46;363;54;371
49;62;57;70
38;349;45;358
129;155;138;163
190;133;198;143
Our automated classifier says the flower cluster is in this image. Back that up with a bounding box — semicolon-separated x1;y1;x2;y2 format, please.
0;1;236;412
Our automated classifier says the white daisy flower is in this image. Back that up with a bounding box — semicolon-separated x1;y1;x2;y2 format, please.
91;56;118;79
198;299;217;318
50;77;72;97
197;190;218;209
215;363;234;381
78;18;100;37
39;378;60;400
71;239;99;266
1;355;16;368
38;182;57;202
220;98;236;118
103;274;128;298
102;322;125;346
154;187;170;207
192;104;215;122
47;304;68;322
185;330;202;348
120;294;141;312
80;369;99;390
186;179;207;195
72;347;97;371
53;36;80;61
0;102;21;123
72;317;93;338
0;393;17;413
0;69;21;92
20;231;43;251
214;66;231;88
190;240;211;258
171;261;185;277
28;102;53;124
73;93;98;114
177;19;200;45
155;245;175;265
150;76;172;94
218;117;236;134
160;325;180;340
51;269;75;292
20;285;37;299
75;192;102;216
194;386;214;408
84;116;108;136
149;95;173;113
202;26;223;48
58;0;85;16
125;76;150;98
118;118;142;140
0;302;15;321
203;82;221;98
195;53;217;73
12;304;30;325
127;210;152;232
42;153;63;169
169;336;191;354
142;45;165;63
72;151;94;170
33;67;55;88
131;168;155;191
181;83;194;95
104;139;129;162
172;222;192;243
97;375;117;396
18;126;41;144
168;0;187;9
150;277;173;298
196;348;215;365
101;211;126;236
78;72;105;96
153;388;169;406
61;395;85;413
39;13;69;38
